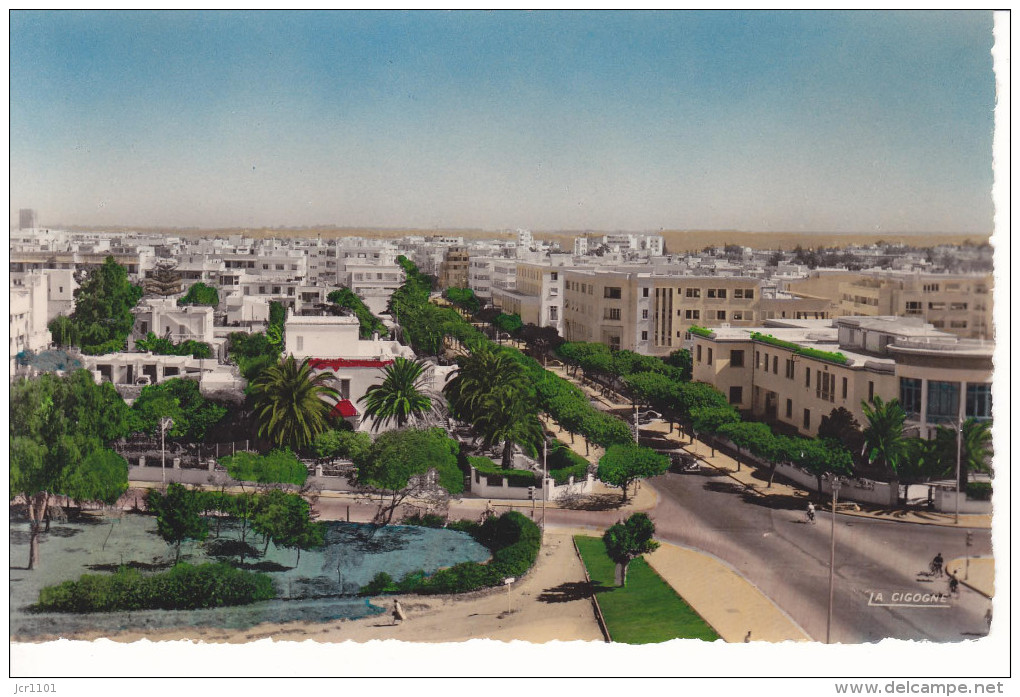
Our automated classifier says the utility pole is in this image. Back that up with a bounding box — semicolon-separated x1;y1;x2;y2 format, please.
634;404;640;444
542;438;548;533
827;478;841;644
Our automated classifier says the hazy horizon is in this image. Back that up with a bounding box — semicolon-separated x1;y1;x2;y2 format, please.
11;11;998;234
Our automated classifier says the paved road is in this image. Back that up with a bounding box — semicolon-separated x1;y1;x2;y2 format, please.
645;469;993;643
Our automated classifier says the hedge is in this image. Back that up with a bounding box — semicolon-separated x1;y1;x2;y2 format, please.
750;332;848;365
966;481;992;501
361;511;541;596
547;440;591;485
35;563;276;613
687;325;713;338
467;455;538;488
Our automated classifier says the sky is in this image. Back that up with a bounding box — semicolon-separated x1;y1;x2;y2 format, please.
9;10;998;234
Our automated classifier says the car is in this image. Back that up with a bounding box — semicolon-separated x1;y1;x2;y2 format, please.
668;452;701;473
135;376;152;386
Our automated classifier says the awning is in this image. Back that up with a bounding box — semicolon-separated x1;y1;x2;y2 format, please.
331;399;359;418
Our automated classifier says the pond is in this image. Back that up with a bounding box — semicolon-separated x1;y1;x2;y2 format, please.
9;513;490;638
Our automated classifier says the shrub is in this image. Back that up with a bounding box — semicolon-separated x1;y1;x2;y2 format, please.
547;441;590;485
220;448;308;486
966;481;992;500
687;325;713;338
467;455;538;488
35;563;275;613
360;511;541;596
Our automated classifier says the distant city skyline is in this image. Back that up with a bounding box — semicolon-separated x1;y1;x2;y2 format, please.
10;10;998;234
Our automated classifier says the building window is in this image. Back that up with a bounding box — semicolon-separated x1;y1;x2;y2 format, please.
641;330;648;340
905;301;922;315
606;308;622;320
339;379;351;400
685;310;700;320
717;310;726;320
842;377;848;400
732;311;743;321
927;381;960;424
771;356;778;374
786;399;793;418
707;289;717;298
805;367;811;387
686;288;701;298
707;348;713;365
696;345;703;363
608;335;621;350
551;272;558;281
966;383;992;420
785;359;795;379
900;377;922;419
730;350;745;367
729;386;743;404
604;287;622;299
642;287;649;297
642;309;649;319
755;351;760;368
803;409;811;430
295;336;304;351
868;381;875;403
549;306;558;321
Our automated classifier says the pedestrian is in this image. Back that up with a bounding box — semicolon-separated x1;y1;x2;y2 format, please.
948;573;959;597
392;599;405;625
806;502;816;524
744;630;752;643
985;607;992;632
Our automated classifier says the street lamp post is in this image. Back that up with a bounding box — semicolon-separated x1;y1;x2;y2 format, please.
159;417;174;484
954;420;962;526
826;477;842;645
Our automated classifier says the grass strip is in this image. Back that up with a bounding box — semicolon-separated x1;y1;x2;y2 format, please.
574;535;719;644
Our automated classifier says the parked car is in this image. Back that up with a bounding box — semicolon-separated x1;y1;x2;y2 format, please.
668;452;701;473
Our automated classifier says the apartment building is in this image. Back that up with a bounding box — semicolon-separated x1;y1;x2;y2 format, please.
560;269;763;355
438;246;470;289
785;270;994;339
10;274;50;362
490;262;564;331
688;316;993;439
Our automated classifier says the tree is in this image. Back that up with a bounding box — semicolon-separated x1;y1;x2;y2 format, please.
177;281;220;307
252;489;325;563
792;439;854;495
312;428;372;462
818;407;866;468
664;348;693;381
250;355;339;449
444;347;542;467
359;357;438;431
932;418;993;489
354;428;462;524
131;378;228;442
516;323;565;365
860;396;909;479
602;513;659;587
492;313;523;341
10;371;134;569
597;444;669;502
48;256;143;354
135;331;213;359
444;287;480;315
328;287;388;338
147;483;209;563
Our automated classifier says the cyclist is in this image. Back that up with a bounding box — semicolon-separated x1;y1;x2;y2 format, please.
806;502;816;524
931;552;944;577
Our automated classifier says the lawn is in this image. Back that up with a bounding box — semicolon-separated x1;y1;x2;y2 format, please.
574;535;719;644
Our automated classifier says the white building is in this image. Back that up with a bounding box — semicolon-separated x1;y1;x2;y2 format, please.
10;274;51;364
284;311;417;431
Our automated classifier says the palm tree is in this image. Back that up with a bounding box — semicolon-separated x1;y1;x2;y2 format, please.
444;347;541;467
250;355;339;450
860;396;909;479
359;357;438;431
934;418;993;489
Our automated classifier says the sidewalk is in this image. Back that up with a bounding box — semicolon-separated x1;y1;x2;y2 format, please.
946;557;994;598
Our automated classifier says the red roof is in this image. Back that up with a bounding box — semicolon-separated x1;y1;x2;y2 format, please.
331;399;359;418
308;358;394;370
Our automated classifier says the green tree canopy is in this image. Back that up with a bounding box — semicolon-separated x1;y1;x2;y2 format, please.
135;332;213;359
48;256;143;354
177;282;220;307
861;396;909;478
131;378;228;442
252;488;325;563
354;428;462;524
328;287;388;338
597;444;669;502
603;512;659;586
312;428;372;462
220;448;308;486
146;483;210;562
